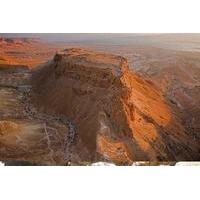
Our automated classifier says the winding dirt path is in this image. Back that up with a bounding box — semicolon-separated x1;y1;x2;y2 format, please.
21;81;76;164
0;68;76;165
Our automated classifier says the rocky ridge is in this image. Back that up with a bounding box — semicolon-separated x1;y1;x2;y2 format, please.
31;48;200;164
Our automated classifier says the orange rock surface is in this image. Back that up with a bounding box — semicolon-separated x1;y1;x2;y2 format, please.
0;37;60;68
31;48;200;164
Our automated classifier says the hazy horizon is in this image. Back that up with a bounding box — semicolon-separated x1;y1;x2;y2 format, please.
1;33;200;52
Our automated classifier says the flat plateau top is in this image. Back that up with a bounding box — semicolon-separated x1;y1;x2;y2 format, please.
56;48;127;72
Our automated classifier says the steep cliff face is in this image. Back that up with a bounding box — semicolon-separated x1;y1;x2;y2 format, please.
31;48;199;164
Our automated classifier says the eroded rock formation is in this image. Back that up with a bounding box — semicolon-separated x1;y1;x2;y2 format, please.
31;48;200;164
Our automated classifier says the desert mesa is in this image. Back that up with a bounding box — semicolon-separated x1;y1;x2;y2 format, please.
0;35;199;165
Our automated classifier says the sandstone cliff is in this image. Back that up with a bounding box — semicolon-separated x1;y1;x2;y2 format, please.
31;48;200;164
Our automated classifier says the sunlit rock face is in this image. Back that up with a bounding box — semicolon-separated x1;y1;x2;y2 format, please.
31;48;200;165
0;47;199;166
